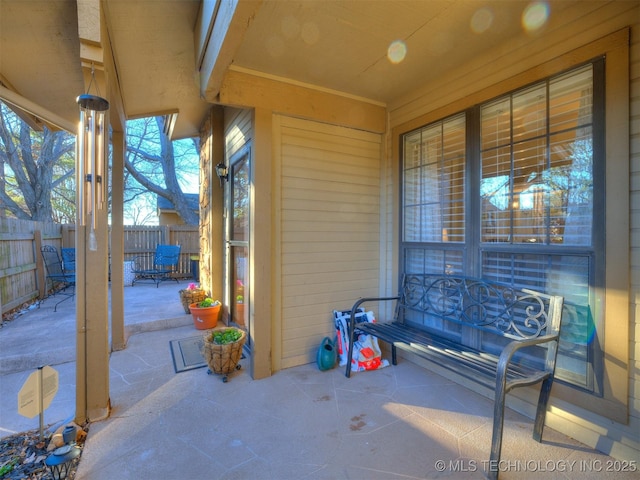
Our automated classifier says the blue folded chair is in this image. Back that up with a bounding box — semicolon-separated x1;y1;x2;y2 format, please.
61;247;75;273
132;244;181;287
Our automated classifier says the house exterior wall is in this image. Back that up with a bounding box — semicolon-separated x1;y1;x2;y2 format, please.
158;211;184;226
219;107;384;375
386;2;639;462
274;115;382;368
208;0;638;460
217;78;386;376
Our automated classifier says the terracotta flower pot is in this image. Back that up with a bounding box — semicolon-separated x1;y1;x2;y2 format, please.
234;303;245;326
190;302;221;330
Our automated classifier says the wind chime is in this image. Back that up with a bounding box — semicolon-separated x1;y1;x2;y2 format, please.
76;66;109;250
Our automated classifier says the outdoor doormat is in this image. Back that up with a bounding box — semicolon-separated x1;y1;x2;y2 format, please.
170;335;246;373
170;336;207;373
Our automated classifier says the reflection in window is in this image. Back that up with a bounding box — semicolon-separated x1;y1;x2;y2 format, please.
480;65;593;246
403;114;466;243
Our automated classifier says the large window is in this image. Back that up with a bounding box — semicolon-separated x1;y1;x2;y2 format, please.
401;61;603;392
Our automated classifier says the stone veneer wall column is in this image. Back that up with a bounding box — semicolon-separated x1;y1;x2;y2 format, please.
199;106;225;320
199;110;212;297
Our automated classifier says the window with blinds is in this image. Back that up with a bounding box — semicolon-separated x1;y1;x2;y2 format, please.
480;65;594;246
403;114;466;244
400;62;602;392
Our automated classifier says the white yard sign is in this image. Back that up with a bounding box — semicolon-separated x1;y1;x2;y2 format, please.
18;365;59;418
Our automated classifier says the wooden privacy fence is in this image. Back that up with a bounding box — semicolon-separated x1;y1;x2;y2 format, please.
0;218;62;315
0;218;199;315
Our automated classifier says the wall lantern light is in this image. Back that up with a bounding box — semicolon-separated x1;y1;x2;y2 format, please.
215;162;229;186
77;89;109;251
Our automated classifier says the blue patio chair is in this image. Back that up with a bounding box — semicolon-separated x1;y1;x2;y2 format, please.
41;245;76;311
61;247;75;273
131;244;181;287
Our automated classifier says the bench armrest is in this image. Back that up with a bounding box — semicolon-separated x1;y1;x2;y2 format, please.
345;296;400;378
350;295;400;324
496;333;560;391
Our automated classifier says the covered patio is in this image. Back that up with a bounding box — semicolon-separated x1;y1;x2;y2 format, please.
0;282;635;479
1;0;638;471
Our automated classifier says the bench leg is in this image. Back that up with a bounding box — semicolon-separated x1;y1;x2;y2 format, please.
533;376;554;442
391;344;397;365
489;375;508;480
345;324;355;378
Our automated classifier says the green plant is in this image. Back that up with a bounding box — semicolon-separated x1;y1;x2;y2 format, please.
197;297;220;308
208;328;243;345
0;458;17;476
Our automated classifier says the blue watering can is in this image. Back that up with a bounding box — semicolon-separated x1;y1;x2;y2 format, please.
316;337;337;371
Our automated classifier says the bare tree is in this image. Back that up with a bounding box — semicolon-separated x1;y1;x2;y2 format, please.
0;102;75;221
0;104;198;225
125;117;199;225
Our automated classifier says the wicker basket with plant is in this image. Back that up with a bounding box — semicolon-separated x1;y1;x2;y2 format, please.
202;327;246;382
179;283;207;314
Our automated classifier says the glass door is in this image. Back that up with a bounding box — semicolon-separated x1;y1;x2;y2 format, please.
228;148;250;344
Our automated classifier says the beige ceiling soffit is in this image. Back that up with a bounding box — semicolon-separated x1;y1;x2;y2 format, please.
0;75;47;131
0;86;76;134
229;65;387;108
128;109;180;121
126;109;179;138
198;0;263;101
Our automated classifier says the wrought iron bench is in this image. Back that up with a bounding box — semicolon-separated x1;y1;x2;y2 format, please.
345;274;564;480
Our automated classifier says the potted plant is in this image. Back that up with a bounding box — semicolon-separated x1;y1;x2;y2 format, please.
179;283;207;314
189;297;221;330
234;279;245;326
202;327;246;382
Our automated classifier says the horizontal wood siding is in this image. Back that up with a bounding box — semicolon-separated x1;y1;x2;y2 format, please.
224;107;252;160
278;116;381;367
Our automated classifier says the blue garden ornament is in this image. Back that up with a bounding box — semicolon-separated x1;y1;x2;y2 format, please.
316;337;337;371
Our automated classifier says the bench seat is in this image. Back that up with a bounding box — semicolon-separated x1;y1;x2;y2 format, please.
356;320;553;390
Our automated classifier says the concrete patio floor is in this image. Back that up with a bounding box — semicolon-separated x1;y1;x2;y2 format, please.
0;281;635;479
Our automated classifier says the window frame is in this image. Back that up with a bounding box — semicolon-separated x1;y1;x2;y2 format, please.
392;29;629;423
